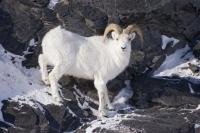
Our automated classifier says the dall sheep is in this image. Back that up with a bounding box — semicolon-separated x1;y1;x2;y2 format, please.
38;23;143;116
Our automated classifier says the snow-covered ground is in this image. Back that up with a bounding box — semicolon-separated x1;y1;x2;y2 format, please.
112;80;133;111
154;44;200;83
77;80;135;132
0;42;60;121
85;112;146;133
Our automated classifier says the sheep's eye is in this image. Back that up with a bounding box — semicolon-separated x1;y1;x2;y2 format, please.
116;38;119;40
128;38;131;41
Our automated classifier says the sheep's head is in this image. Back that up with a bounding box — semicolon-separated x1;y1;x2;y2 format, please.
104;23;143;52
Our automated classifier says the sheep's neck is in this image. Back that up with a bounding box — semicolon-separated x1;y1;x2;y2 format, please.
107;46;131;71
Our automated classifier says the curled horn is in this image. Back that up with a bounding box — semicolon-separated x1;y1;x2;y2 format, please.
124;24;143;43
103;23;123;40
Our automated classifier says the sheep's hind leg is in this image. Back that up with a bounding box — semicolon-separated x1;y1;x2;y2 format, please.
48;64;65;102
38;54;49;85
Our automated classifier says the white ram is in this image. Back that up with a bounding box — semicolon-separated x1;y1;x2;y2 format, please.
38;23;143;116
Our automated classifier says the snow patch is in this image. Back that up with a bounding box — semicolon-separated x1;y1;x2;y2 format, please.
29;38;36;47
196;104;200;110
23;39;36;55
86;116;122;133
0;44;60;121
161;35;179;50
112;80;133;110
188;83;195;94
85;113;147;133
48;0;60;9
153;45;200;83
195;124;200;129
181;104;200;113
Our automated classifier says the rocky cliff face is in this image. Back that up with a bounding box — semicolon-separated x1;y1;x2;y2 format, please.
0;0;200;133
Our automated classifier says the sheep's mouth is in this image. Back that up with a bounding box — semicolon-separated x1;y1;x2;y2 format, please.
121;47;126;52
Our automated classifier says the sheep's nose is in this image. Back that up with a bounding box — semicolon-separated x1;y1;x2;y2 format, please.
121;47;126;50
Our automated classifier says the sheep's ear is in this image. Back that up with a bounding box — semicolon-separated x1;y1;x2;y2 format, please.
111;31;119;40
129;32;136;40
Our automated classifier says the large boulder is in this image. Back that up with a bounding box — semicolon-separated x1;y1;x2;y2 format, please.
0;0;44;55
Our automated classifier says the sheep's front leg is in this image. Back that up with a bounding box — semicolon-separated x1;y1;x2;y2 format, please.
38;54;49;85
48;64;64;102
94;78;110;117
104;88;113;110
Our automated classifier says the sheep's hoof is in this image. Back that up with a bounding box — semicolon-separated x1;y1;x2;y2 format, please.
98;108;117;118
98;109;108;118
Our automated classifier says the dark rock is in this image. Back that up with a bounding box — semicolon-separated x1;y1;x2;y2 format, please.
0;8;27;55
18;0;49;8
1;101;43;132
0;121;12;133
132;76;200;108
120;106;197;133
76;5;108;34
0;0;43;55
191;34;200;59
193;41;200;51
41;8;60;29
0;9;13;47
54;1;108;36
1;100;88;133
